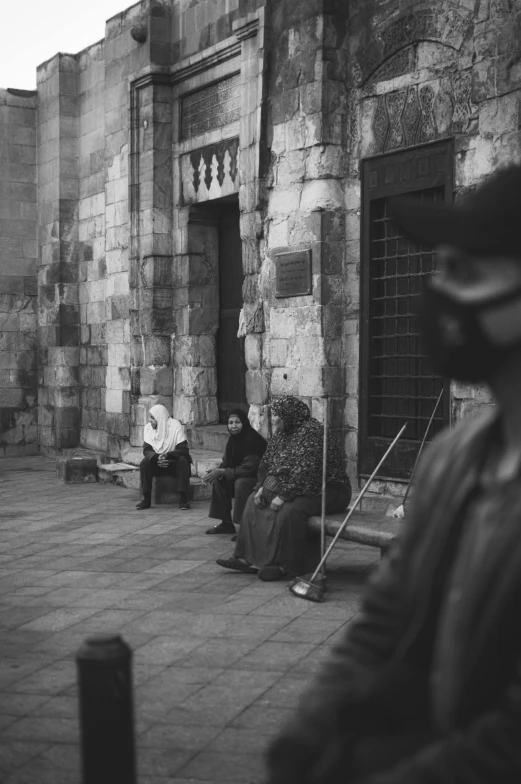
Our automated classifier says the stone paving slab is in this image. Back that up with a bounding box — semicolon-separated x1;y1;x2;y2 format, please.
0;457;379;783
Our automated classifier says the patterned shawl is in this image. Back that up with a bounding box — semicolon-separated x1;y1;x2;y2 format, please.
260;396;347;500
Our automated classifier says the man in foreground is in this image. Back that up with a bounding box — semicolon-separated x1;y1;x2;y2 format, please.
265;165;521;783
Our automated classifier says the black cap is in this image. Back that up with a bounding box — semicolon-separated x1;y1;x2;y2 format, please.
389;164;521;259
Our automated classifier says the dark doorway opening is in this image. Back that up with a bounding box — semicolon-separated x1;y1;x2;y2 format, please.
216;197;247;423
359;141;453;481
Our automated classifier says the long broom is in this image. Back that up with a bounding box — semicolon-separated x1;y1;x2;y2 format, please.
386;388;443;519
316;397;329;592
289;423;407;603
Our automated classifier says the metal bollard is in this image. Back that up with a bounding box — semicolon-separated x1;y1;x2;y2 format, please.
76;634;137;784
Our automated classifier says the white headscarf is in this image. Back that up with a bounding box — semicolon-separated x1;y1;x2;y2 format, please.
143;404;187;456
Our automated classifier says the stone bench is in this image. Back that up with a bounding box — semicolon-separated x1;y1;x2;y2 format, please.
308;512;402;556
98;463;211;503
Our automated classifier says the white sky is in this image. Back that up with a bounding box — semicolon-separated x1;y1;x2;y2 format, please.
2;0;135;90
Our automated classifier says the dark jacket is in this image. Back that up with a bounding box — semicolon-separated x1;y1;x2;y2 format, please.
143;440;192;464
220;453;263;482
266;408;521;783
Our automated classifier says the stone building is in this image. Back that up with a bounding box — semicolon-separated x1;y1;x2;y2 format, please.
1;0;520;492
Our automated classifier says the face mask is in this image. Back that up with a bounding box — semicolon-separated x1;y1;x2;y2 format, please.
420;284;521;382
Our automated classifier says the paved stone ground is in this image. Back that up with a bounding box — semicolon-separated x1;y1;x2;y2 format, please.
0;457;378;784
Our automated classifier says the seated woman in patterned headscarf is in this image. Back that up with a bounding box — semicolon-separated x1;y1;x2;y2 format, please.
136;404;192;511
216;396;352;581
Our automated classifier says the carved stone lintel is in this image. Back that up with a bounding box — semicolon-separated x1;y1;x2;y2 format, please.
402;86;421;147
450;71;476;134
370;80;453;155
386;90;407;150
418;85;437;143
373;96;389;153
182;138;240;204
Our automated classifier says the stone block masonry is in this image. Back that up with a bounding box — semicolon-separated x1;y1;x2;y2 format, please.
0;89;39;457
36;53;81;454
1;0;520;490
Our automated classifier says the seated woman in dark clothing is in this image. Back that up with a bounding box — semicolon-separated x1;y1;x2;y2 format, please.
204;409;267;537
217;396;352;580
136;404;192;511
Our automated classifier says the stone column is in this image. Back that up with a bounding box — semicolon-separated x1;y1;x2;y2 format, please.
103;32;132;459
104;0;175;456
257;3;348;445
234;10;271;437
129;75;174;447
37;54;80;453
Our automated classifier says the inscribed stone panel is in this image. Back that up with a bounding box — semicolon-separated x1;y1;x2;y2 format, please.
180;74;240;139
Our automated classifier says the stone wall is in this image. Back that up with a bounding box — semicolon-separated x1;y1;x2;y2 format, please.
78;41;108;454
3;0;521;479
174;0;258;61
341;0;521;488
265;1;349;436
0;89;39;457
36;1;171;459
37;53;81;454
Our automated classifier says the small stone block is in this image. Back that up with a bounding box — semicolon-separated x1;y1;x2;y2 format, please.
56;456;98;484
98;463;137;483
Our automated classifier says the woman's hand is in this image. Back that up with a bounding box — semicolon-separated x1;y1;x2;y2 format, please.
270;495;285;511
253;487;265;507
203;469;224;485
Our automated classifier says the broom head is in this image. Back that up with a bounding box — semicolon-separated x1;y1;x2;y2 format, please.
288;576;326;603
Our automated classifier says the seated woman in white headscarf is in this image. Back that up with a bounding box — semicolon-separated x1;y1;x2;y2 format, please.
136;404;192;511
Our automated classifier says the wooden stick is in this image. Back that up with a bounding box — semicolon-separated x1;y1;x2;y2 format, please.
319;398;328;578
401;388;443;508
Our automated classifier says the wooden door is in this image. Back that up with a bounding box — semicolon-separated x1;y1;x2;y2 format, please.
359;141;453;481
217;203;247;422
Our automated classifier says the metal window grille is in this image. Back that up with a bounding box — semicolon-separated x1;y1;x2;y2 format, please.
368;187;445;442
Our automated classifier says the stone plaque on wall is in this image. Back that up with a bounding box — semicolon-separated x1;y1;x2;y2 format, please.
181;73;240;139
275;251;312;298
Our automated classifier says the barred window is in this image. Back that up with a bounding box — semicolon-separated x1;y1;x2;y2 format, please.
360;142;452;480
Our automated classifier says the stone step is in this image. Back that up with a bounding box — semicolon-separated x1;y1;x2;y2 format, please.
98;463;212;503
358;492;405;515
308;510;403;553
118;446;222;479
187;425;228;454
